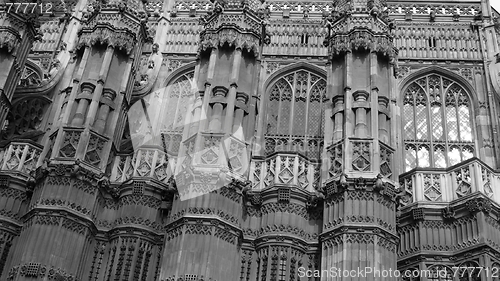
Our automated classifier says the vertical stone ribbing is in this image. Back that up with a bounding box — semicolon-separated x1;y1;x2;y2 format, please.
321;1;399;279
3;0;152;279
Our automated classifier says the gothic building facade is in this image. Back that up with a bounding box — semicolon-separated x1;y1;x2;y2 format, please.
1;0;500;280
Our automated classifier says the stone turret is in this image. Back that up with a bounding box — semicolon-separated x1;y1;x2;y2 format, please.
158;0;267;279
4;0;154;279
320;0;399;279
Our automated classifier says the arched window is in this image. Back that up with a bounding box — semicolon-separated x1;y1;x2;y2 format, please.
265;69;327;159
162;72;195;155
128;71;196;154
403;74;474;171
427;265;453;281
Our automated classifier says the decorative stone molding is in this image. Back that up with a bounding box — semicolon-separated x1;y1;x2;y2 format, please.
442;206;456;220
246;202;322;220
97;216;163;231
7;263;77;281
31;198;93;217
327;29;397;58
412;208;425;221
199;27;261;56
466;197;492;214
249;224;318;241
168;207;240;225
77;25;138;55
0;142;43;176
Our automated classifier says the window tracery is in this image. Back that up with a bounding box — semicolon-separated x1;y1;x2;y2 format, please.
402;74;474;171
265;69;327;159
162;71;195;155
1;97;50;141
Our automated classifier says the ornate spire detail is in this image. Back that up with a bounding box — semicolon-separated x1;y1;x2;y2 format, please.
322;0;397;59
198;0;270;56
76;0;151;54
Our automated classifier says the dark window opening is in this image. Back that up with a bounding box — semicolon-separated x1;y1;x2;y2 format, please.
301;34;309;45
428;37;437;48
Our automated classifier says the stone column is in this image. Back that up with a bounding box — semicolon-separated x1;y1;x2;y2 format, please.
321;7;399;280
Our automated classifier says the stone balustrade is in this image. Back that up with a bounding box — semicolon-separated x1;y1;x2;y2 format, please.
250;152;320;191
399;158;497;205
0;141;43;176
111;147;173;184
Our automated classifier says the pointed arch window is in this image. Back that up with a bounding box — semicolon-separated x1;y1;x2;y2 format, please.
162;71;195;155
403;74;474;171
265;69;327;159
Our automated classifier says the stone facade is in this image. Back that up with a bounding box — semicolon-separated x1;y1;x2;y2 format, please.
0;0;500;280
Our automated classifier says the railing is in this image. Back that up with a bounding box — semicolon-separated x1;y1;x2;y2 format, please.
111;147;174;184
250;153;320;191
399;158;498;205
0;142;43;176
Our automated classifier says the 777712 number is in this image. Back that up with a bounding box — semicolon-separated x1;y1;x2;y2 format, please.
451;267;500;278
5;3;53;14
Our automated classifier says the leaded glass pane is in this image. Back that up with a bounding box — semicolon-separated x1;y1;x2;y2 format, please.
462;146;473;161
265;70;326;159
403;104;415;140
458;105;472;141
267;100;279;134
405;145;417;171
431;105;443;140
403;74;474;169
171;134;182;154
415;104;428;140
165;94;178;130
164;73;194;132
446;106;458;141
449;146;461;166
293;99;306;136
434;145;446;168
278;87;291;134
417;145;430;167
307;100;322;136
